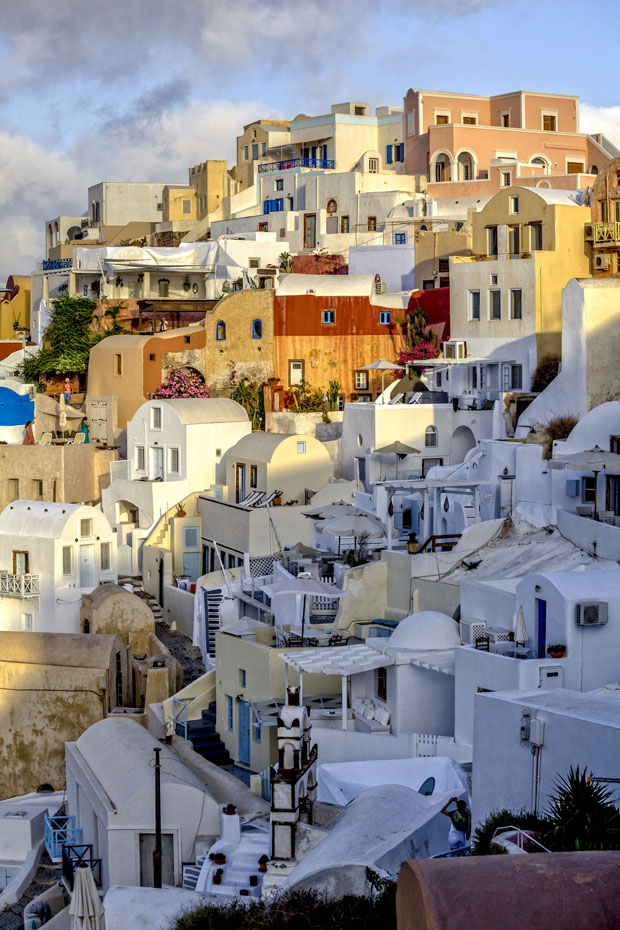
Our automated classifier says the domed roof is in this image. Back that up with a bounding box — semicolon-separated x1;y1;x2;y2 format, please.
388;611;460;650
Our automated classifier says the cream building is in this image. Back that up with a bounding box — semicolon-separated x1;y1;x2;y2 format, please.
224;432;334;504
0;501;117;634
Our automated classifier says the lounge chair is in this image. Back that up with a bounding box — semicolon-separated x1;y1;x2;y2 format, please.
38;432;52;446
74;432;85;444
239;490;264;507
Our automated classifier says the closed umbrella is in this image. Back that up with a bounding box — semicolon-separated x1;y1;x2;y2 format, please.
322;514;387;557
261;576;349;642
361;359;405;403
374;440;420;478
70;864;104;930
556;446;620;514
514;606;528;648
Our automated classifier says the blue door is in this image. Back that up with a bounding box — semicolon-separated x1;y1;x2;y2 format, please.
238;700;251;765
536;599;547;659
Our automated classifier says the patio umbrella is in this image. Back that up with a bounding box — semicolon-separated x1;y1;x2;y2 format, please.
321;514;387;557
514;606;528;647
303;501;385;529
361;359;405;403
262;576;350;642
556;446;620;514
374;440;421;478
70;864;104;930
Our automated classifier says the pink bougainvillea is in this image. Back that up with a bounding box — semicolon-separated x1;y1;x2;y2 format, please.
153;366;211;398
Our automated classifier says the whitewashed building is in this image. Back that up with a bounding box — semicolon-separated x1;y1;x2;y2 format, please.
0;501;116;633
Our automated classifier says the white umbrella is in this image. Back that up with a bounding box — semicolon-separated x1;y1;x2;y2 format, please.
514;606;528;647
70;864;104;930
261;576;350;642
303;502;385;530
322;514;387;557
361;359;405;403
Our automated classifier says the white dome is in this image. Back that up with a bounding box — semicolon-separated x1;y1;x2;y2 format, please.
388;611;460;650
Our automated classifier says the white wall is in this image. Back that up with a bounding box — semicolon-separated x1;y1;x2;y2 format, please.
349;244;415;292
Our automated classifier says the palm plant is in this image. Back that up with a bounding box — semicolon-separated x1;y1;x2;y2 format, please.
543;766;620;851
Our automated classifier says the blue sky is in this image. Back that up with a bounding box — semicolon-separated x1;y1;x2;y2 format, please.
1;0;619;278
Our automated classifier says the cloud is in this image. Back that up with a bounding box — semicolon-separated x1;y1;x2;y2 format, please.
580;103;620;150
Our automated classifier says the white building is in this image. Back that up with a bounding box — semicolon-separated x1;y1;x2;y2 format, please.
0;501;117;634
65;717;220;891
348;243;415;292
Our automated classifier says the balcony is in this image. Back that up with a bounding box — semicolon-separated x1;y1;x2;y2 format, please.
258;157;335;174
42;258;73;271
593;221;620;244
0;572;40;597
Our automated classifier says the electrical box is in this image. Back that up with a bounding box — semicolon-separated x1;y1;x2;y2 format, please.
520;711;531;745
529;717;545;747
540;665;564;689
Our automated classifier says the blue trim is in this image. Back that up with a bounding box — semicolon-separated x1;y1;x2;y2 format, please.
386;144;393;164
216;320;226;341
252;319;263;339
379;311;391;325
322;310;335;324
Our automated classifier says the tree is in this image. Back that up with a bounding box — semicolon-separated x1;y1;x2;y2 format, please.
153;367;211;398
531;354;560;393
20;295;99;385
542;766;620;852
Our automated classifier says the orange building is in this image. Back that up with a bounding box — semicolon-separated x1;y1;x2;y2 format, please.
404;89;616;198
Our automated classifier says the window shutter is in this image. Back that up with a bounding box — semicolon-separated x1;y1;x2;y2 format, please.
386;144;393;164
263;200;269;215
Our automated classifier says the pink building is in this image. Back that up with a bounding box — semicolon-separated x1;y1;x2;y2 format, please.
403;89;618;198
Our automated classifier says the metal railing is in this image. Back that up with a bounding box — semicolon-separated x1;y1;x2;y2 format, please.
62;844;102;889
42;258;73;271
258;157;335;174
491;825;551;853
0;572;40;597
173;696;195;739
431;844;471;858
593;221;620;243
45;815;82;860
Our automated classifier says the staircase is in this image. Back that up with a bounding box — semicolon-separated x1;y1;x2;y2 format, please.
118;575;164;623
183;852;207;890
177;701;232;767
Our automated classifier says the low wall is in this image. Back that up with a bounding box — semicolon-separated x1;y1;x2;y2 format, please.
314;724;415;763
266;410;344;440
557;508;620;561
162;584;194;639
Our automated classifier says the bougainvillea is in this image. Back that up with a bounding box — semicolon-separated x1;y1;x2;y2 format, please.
153;367;211;398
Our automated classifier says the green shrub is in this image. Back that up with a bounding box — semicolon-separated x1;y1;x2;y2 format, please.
531;354;560;393
541;766;620;852
471;808;550;856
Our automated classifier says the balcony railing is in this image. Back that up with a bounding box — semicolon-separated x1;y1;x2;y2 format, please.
258;157;335;174
593;221;620;243
0;572;40;597
42;258;73;271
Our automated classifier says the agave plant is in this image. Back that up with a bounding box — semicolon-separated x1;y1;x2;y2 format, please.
543;766;620;851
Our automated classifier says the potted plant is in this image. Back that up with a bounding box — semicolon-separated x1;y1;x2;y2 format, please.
223;802;237;816
249;874;258;887
272;490;283;506
547;643;566;658
258;855;268;873
213;868;223;885
175;501;187;518
213;852;226;865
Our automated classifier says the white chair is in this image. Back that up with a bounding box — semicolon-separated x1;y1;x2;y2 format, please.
74;432;85;444
38;432;52;446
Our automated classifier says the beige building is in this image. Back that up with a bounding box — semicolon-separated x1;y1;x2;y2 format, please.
589;156;620;277
189;160;239;220
162;186;197;223
234;119;292;189
225;432;334;504
0;631;128;799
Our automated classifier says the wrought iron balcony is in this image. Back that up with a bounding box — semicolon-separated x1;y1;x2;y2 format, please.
0;572;40;597
42;258;73;271
593;221;620;243
258;157;335;174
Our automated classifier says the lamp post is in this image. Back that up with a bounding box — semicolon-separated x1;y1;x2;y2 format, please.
153;747;162;888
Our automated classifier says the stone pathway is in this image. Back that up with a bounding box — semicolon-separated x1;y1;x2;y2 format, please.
0;851;63;930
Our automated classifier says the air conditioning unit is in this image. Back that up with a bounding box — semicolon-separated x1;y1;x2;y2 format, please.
375;282;386;294
576;602;608;626
460;617;486;645
594;253;611;271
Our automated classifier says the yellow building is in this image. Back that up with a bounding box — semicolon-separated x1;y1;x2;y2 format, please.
234;119;292;189
162;186;197;222
448;186;591;391
0;275;30;339
188;160;238;220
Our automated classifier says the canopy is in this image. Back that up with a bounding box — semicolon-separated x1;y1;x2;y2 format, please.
303;502;384;528
374;441;420;456
321;515;386;538
361;359;405;371
558;446;620;474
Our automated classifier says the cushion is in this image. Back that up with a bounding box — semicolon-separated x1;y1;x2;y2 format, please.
374;706;390;726
363;703;375;720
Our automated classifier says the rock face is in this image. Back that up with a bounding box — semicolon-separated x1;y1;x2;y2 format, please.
397;851;620;930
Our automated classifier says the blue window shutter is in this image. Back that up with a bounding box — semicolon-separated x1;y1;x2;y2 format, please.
322;144;328;160
400;144;404;161
278;198;284;211
263;200;269;215
386;144;393;164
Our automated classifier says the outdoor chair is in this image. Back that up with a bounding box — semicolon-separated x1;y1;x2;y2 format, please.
475;635;490;651
257;491;279;507
64;438;74;445
74;432;85;444
38;432;52;445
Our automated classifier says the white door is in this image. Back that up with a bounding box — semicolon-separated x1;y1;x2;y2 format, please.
79;545;95;588
149;446;164;480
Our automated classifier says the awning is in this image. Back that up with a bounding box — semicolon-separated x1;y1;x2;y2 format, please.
280;643;395;677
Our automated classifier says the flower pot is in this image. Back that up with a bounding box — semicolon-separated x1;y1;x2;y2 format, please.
213;875;222;885
250;875;258;886
176;510;186;518
214;855;226;865
273;497;282;506
258;863;267;873
240;889;249;896
549;651;565;659
224;803;237;815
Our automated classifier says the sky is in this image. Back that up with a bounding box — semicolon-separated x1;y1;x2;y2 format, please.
1;0;620;280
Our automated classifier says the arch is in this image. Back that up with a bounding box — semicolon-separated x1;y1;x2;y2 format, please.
53;221;60;245
66;225;81;242
451;425;476;463
455;148;477;181
46;224;54;252
326;198;337;214
535;180;551;189
590;165;598;175
216;320;226;341
429;150;453;183
425;425;438;447
530;154;551;174
252;319;262;339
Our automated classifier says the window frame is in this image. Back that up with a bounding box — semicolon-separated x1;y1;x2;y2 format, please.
135;445;145;472
80;518;93;538
434;110;451;124
509;288;523;320
541;111;558;132
367;216;377;231
168;447;180;474
341;215;350;234
113;353;123;377
100;542;111;572
250;465;257;488
252;318;262;339
216;320;226;341
297;441;306;455
393;232;407;244
425;425;438;448
322;309;336;325
275;178;284;191
227;695;234;731
379;311;392;325
151;406;163;430
509;195;519;215
489;289;502;321
354;370;369;390
368;158;379;174
468;290;481;322
62;545;73;576
288;359;304;386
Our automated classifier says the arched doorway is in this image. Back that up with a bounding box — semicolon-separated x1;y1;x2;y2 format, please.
452;425;476;463
431;152;452;182
457;151;474;181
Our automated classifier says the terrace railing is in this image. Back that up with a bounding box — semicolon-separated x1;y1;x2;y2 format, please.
258;157;335;173
0;573;40;597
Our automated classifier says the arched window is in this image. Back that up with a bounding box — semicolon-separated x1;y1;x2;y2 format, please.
425;425;438;447
252;319;262;339
216;320;226;341
590;165;598;175
327;198;337;214
530;156;550;174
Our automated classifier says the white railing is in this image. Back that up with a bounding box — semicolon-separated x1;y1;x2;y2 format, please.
0;573;40;597
110;460;132;482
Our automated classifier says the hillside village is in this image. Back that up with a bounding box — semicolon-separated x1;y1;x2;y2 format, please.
1;85;620;929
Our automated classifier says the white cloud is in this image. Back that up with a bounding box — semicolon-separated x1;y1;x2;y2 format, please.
580;103;620;150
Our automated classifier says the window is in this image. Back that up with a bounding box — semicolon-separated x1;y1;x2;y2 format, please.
501;111;510;127
379;311;391;325
510;289;522;320
168;447;180;474
509;224;520;255
297;441;306;454
227;695;233;731
149;353;156;362
354;370;369;390
289;360;304;385
487;226;498;256
462;115;477;125
510;364;523;389
275;179;284;191
423;280;435;290
183;526;199;548
248;258;260;270
369;158;378;173
263;198;284;214
158;279;169;297
469;290;481;321
582;476;596;504
490;274;498;286
489;290;501;320
216;320;226;341
156;202;163;212
243;145;249;160
22;612;33;632
394;232;407;244
261;142;266;156
439;276;450;288
251;143;258;160
376;667;387;702
63;546;73;575
252;319;262;339
367;216;377;231
435;114;449;124
322;309;336;324
422;457;443;476
530;222;543;251
438;258;449;274
501;172;511;187
327;198;337;214
9;478;18;503
509;195;519;215
258;222;268;232
100;542;111;572
33;479;43;499
250;465;257;488
135;445;145;471
80;519;93;538
151;406;162;429
542;113;557;132
567;161;584;174
239;669;246;687
407;110;415;136
114;354;123;376
354;105;365;115
341;215;350;233
425;426;438;447
182;199;191;215
253;710;262;743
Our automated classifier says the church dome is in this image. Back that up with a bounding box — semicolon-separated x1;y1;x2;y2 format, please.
388;611;460;650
